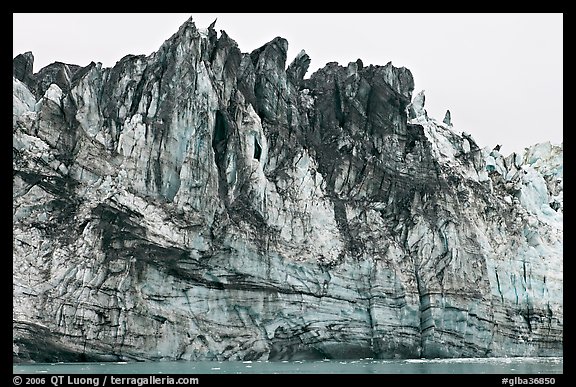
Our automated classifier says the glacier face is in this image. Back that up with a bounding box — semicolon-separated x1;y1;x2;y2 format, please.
13;17;562;362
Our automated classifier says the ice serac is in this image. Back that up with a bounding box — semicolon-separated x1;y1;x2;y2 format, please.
13;51;35;88
13;16;563;362
443;110;452;126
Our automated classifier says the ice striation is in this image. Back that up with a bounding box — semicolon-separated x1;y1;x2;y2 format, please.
13;17;562;362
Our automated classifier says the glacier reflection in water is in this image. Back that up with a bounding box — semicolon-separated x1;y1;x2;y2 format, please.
14;357;563;374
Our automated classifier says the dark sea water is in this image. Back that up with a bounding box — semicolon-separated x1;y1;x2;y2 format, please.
13;357;563;374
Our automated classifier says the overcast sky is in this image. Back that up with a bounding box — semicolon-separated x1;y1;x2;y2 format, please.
13;13;563;156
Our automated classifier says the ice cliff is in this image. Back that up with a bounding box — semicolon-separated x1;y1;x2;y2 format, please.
13;17;562;362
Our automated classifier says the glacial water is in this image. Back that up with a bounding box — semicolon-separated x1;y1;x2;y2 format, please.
13;357;562;374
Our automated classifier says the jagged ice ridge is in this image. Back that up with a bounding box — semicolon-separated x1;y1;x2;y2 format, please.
13;17;562;362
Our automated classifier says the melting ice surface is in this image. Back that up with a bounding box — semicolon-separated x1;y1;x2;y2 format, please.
14;357;563;374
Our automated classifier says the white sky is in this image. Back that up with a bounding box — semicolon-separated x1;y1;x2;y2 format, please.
13;13;563;156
